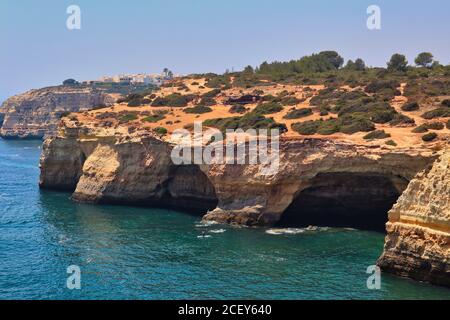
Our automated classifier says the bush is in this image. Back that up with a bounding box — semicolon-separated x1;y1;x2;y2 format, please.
441;99;450;107
283;108;313;119
386;140;397;146
412;125;428;133
422;132;437;142
292;114;375;136
199;96;216;106
338;114;376;134
291;121;321;135
389;114;415;126
151;93;196;107
203;112;287;132
280;96;300;106
127;99;143;107
401;102;420;112
120;113;138;122
425;122;445;130
184;105;213;114
142;114;165;123
253;102;284;115
365;80;400;93
153;127;168;136
229;105;247;114
363;130;391;140
421;107;450;119
202;89;221;98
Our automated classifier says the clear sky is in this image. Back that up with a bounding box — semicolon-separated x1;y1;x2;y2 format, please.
1;0;449;101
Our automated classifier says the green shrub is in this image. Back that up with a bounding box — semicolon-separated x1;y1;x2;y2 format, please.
291;121;321;135
389;114;415;126
441;99;450;107
338;114;376;134
365;80;400;93
203;112;287;132
401;102;420;111
292;114;375;136
412;125;428;133
153;127;168;136
127;99;143;107
142;114;165;123
151;93;196;107
280;96;300;106
229;105;247;114
283;108;313;119
386;140;397;146
421;107;450;119
316;119;340;135
184;105;213;114
199;96;216;106
363;130;391;140
422;132;437;142
253;102;284;115
202;89;221;98
425;122;445;130
120;113;138;122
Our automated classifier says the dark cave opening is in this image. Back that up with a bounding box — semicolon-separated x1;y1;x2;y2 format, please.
159;165;218;215
276;172;408;232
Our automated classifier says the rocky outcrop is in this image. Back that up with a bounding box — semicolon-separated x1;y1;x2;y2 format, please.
378;149;450;287
0;86;115;139
39;118;450;287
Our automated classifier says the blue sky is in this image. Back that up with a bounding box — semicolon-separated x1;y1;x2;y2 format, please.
1;0;449;101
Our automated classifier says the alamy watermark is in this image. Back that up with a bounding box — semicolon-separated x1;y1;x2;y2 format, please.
170;122;280;175
366;265;381;290
67;265;81;290
66;5;81;30
367;5;381;30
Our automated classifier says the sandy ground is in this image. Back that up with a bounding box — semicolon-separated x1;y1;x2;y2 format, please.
76;78;450;148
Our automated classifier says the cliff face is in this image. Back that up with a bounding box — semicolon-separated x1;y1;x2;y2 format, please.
39;119;438;225
378;150;450;287
0;86;115;139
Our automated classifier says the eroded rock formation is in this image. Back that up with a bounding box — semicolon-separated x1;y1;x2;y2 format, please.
378;149;450;287
39;117;449;287
0;86;115;139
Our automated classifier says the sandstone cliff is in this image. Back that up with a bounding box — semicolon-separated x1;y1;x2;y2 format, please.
0;86;115;139
378;149;450;287
39;115;450;287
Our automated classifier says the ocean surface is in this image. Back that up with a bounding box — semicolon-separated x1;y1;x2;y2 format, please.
0;139;449;300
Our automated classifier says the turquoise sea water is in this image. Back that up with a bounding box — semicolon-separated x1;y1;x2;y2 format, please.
0;139;449;300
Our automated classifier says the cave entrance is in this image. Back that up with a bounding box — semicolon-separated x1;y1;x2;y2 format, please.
160;165;218;216
276;172;408;232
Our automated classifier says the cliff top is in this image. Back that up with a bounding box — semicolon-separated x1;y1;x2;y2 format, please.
61;75;450;151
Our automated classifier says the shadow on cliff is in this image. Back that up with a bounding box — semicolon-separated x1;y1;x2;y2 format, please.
276;172;408;232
